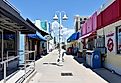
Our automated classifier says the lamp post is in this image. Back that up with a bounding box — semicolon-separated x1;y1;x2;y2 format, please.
53;11;68;66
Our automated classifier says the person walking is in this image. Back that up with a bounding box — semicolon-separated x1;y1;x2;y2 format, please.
57;45;66;62
73;44;78;56
61;45;66;62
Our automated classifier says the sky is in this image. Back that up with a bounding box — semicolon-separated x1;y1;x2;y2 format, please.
9;0;106;29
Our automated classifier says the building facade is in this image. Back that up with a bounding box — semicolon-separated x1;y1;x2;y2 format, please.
81;0;121;75
0;0;37;80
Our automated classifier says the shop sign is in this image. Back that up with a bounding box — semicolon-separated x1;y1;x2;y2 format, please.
106;33;114;37
107;38;114;52
106;30;116;53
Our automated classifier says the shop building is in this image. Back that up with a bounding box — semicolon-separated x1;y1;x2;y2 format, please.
96;0;121;75
19;19;48;64
0;0;36;80
80;0;121;75
81;12;97;50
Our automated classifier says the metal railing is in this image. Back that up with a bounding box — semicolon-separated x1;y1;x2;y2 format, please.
23;51;36;80
0;50;36;83
0;56;19;83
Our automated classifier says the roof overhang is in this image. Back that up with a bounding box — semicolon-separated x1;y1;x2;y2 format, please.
0;0;36;34
26;18;49;36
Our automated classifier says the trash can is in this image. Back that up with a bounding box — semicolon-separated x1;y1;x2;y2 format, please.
86;50;101;69
86;50;93;67
92;50;101;68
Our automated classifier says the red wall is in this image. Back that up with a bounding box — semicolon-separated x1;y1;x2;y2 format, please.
82;0;121;36
118;0;121;17
97;13;102;29
97;0;120;30
92;12;97;31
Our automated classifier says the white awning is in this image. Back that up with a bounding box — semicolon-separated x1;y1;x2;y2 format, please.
80;32;92;39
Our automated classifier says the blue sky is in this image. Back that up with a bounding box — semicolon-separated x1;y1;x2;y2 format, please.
9;0;105;28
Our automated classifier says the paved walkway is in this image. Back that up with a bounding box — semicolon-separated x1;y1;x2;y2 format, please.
28;49;107;83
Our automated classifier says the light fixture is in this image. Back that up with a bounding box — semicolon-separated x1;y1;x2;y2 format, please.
53;14;58;20
63;14;68;20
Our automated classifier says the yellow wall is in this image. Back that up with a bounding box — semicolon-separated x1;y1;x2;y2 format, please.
97;20;121;74
66;41;78;48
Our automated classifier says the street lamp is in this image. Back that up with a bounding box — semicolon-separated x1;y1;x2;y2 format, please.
53;11;68;66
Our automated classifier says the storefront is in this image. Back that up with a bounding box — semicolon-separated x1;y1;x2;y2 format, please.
81;12;97;50
19;19;48;64
0;26;19;70
67;32;80;55
27;32;46;60
97;20;121;75
96;0;121;74
0;0;36;79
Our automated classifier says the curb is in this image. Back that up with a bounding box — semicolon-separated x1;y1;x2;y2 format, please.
23;70;37;83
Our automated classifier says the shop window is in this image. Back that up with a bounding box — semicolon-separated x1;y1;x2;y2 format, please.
84;18;87;20
78;42;81;50
3;29;17;60
96;36;105;48
116;26;121;54
87;39;95;50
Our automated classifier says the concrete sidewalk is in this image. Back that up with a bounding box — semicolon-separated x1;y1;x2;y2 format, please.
27;49;108;83
74;56;121;83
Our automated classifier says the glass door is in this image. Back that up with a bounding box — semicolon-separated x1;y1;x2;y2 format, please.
0;29;3;62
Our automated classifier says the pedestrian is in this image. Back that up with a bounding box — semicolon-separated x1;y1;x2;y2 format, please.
61;45;66;62
57;45;66;62
73;44;78;56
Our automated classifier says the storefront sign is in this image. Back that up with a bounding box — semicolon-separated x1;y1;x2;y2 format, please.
106;33;114;37
107;38;114;52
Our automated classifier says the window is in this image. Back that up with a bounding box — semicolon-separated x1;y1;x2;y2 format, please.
117;26;121;54
87;38;95;50
96;36;105;48
76;22;78;32
80;18;82;21
84;18;87;20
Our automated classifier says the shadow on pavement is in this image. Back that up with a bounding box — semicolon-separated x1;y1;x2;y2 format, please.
74;56;121;83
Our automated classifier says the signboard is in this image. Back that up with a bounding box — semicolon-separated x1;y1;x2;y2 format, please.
107;38;114;52
106;31;116;53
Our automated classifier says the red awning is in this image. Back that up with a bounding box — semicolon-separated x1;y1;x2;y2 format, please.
80;31;96;39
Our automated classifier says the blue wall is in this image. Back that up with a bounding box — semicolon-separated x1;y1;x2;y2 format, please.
19;33;25;64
